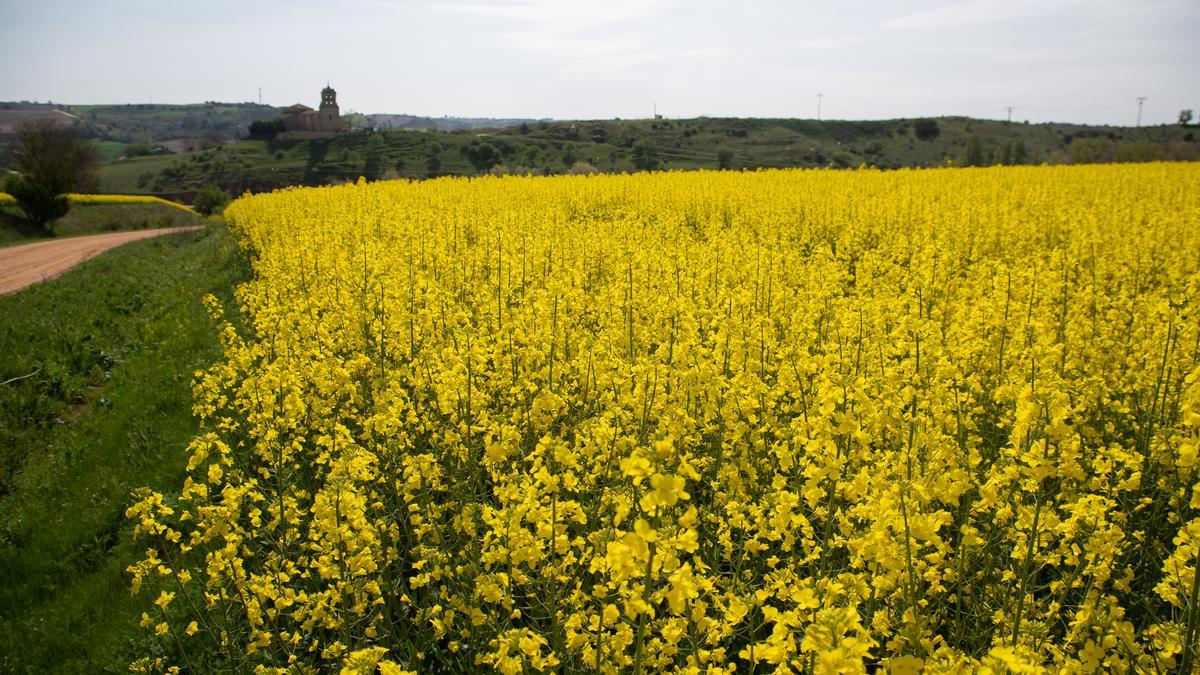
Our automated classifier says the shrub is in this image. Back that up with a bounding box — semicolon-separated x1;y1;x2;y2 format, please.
248;119;285;139
4;174;69;227
466;142;502;171
631;140;660;170
192;184;232;216
913;119;940;141
125;141;155;157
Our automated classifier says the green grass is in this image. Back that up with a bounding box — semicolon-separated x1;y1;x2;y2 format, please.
93;140;130;162
0;224;247;673
97;155;181;193
0;203;206;247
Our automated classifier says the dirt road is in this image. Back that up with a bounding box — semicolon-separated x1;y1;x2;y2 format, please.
0;226;204;296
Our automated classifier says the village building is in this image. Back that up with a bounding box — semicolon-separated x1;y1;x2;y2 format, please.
277;85;347;140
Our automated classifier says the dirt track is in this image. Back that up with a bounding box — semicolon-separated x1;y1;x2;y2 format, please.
0;226;204;296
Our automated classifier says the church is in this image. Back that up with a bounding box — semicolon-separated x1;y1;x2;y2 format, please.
277;85;347;140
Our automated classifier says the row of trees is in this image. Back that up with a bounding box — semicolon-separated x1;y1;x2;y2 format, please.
962;136;1029;167
960;133;1196;167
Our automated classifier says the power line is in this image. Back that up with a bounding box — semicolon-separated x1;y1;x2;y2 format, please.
816;93;823;121
1136;97;1146;127
1005;106;1015;123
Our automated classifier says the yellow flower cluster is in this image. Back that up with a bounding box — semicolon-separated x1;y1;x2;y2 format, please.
129;164;1200;672
65;193;196;213
0;192;194;212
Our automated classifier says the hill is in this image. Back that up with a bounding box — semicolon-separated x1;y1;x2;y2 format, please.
365;113;546;132
0;101;281;147
0;105;81;134
67;102;279;144
0;101;283;168
96;115;1200;196
0;101;539;165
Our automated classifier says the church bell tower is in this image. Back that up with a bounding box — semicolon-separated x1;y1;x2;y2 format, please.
320;84;338;110
319;83;339;131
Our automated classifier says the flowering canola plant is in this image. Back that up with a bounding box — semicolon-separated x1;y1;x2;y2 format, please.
0;192;194;212
129;164;1200;673
65;193;196;213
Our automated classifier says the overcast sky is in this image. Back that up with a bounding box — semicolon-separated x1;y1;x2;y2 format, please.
1;0;1197;125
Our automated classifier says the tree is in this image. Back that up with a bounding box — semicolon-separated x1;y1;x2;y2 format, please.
995;141;1012;166
193;184;232;216
913;119;940;141
1012;139;1028;165
362;134;385;179
631;140;660;171
963;135;984;167
717;149;734;170
248;119;285;138
4;119;98;232
1180;109;1194;126
466;142;502;171
424;155;442;177
126;133;155;157
1068;137;1109;164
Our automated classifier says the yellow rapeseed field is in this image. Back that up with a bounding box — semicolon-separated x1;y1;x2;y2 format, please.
0;192;194;212
128;164;1200;673
64;193;196;213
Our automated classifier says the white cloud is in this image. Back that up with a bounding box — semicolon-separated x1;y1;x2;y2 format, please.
677;47;732;60
2;0;1197;124
434;0;667;33
495;31;646;59
796;34;862;50
432;0;675;75
430;1;735;86
881;0;1079;32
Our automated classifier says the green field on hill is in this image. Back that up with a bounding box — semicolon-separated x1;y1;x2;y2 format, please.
97;115;1200;195
5;101;1195;195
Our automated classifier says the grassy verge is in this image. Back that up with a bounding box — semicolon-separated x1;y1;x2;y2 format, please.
0;224;247;673
0;203;206;247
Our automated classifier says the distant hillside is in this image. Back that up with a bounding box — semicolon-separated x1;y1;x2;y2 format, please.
0;101;284;168
0;105;80;134
0;101;542;168
69;102;281;143
365;114;545;132
96;115;1199;197
0;102;281;145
